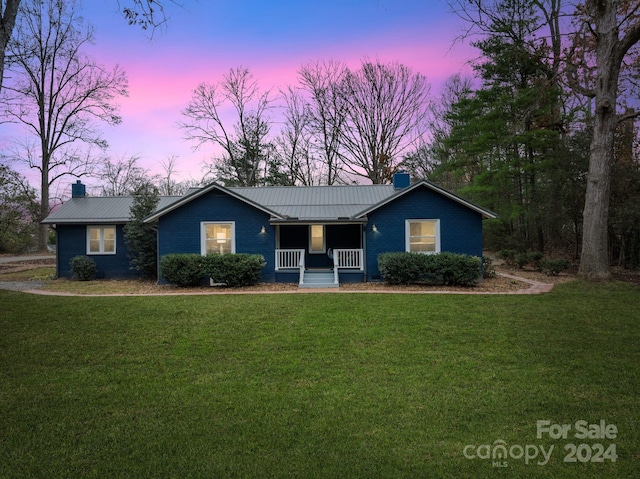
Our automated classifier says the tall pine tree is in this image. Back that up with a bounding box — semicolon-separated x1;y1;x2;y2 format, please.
435;0;571;251
124;182;159;279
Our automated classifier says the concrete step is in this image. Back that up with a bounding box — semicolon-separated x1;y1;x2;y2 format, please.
300;270;338;288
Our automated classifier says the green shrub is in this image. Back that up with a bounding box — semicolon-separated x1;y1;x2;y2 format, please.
435;252;483;286
378;252;481;287
160;254;205;287
505;250;544;269
497;249;518;266
377;252;423;285
514;252;530;269
540;258;571;276
528;251;544;270
70;255;97;281
204;254;266;287
482;256;497;279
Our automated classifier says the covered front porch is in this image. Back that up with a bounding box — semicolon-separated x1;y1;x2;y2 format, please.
273;223;365;287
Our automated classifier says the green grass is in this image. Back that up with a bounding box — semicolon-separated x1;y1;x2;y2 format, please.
1;282;639;478
0;266;55;281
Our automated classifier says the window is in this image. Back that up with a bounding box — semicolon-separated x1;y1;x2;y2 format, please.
309;224;325;253
202;222;235;255
87;226;116;254
406;220;440;253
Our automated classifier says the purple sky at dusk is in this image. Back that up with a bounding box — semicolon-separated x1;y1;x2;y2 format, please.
5;0;480;194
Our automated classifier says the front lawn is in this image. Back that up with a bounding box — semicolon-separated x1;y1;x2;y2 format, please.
1;281;638;478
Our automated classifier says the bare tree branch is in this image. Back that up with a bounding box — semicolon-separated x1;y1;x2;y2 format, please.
179;67;273;186
1;0;128;251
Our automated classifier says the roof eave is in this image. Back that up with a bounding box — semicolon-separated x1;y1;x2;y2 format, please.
41;218;129;225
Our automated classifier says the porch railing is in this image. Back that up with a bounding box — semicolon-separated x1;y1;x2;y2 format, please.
275;249;305;270
333;249;364;271
275;249;306;286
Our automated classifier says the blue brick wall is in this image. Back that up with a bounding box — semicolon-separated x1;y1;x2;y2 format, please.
55;185;484;283
157;190;276;282
365;186;484;281
56;224;135;278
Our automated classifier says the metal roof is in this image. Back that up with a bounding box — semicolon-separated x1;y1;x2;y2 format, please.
231;185;396;220
42;196;182;224
43;181;497;225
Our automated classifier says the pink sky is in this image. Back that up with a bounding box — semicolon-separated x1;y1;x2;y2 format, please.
3;0;479;194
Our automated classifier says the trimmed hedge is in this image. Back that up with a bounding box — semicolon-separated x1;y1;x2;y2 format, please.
160;254;205;287
70;255;97;281
204;254;266;288
160;253;266;288
378;252;481;286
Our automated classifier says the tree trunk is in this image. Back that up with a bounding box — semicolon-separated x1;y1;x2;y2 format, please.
580;107;616;279
578;1;620;280
0;0;21;93
38;159;50;253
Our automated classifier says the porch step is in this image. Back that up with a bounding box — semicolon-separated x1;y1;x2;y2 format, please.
300;270;338;288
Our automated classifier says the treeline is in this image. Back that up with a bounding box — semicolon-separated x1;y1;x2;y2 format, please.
2;0;640;269
405;0;640;267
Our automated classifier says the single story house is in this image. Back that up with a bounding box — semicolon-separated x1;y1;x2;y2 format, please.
43;172;497;287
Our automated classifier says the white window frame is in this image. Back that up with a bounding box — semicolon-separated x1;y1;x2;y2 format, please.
309;224;326;254
86;225;116;255
201;221;236;255
405;219;441;254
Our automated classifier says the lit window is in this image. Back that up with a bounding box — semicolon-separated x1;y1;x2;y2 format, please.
406;220;440;253
87;226;116;254
202;222;235;255
309;224;325;253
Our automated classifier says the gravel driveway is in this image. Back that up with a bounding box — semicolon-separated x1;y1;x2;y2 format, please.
0;281;45;291
0;255;54;291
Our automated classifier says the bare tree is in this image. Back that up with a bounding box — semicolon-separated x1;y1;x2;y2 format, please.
156;154;191;195
97;154;149;196
298;60;348;185
274;85;319;185
0;0;20;93
402;73;473;184
0;0;181;93
179;66;273;186
117;0;180;30
337;59;431;184
2;0;128;251
571;0;640;279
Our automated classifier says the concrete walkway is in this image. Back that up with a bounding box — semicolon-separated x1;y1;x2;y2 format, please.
1;273;555;296
496;272;554;294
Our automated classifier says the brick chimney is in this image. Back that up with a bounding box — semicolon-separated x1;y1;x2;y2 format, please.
71;180;86;198
392;171;410;190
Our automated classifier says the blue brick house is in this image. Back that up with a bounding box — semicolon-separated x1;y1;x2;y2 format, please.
43;172;496;287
